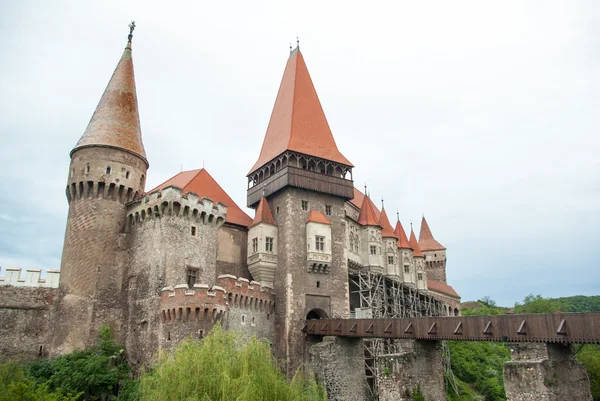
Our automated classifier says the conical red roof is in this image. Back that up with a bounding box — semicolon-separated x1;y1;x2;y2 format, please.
150;169;252;227
307;210;331;225
419;216;446;251
379;208;397;239
357;195;381;227
248;48;352;174
72;38;147;165
250;197;277;228
394;221;412;249
409;228;424;257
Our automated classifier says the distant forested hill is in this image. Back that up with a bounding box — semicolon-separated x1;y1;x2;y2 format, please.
554;295;600;312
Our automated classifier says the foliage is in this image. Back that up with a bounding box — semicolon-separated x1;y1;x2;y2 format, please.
28;325;133;401
513;294;560;314
137;324;326;401
412;384;425;401
554;296;600;313
577;345;600;401
448;341;510;401
461;305;503;317
0;360;81;401
479;296;496;308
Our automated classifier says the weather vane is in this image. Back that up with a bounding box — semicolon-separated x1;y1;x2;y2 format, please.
128;21;136;43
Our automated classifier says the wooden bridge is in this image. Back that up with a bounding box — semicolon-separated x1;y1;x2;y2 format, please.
303;312;600;344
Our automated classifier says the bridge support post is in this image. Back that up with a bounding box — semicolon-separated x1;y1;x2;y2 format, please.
376;340;445;401
503;342;592;401
308;336;368;401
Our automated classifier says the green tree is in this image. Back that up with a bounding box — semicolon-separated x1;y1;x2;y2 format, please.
514;294;560;314
0;360;80;401
577;345;600;401
137;324;326;401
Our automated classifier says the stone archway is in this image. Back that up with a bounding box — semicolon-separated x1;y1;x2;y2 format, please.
306;308;328;320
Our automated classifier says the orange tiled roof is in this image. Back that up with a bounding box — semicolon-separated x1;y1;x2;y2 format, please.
150;169;252;227
419;216;446;251
350;188;381;219
307;210;331;225
379;208;397;239
72;39;147;165
248;48;353;174
250;197;277;228
428;280;460;299
357;195;381;227
409;228;424;257
394;221;412;249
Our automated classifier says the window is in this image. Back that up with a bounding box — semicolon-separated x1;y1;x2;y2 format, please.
388;256;394;265
325;205;332;216
85;164;90;174
187;268;198;288
265;237;274;252
404;265;410;274
276;206;280;215
417;273;423;281
70;168;74;178
301;200;308;211
252;238;258;254
316;281;320;288
106;166;111;174
315;236;325;251
191;226;196;236
370;245;377;255
126;171;130;179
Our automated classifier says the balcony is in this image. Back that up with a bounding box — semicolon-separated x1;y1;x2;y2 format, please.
307;251;332;274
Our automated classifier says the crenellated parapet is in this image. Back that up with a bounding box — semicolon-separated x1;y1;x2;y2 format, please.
217;274;275;313
0;267;60;288
126;186;227;229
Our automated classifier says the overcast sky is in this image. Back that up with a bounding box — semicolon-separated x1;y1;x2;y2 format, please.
1;1;598;306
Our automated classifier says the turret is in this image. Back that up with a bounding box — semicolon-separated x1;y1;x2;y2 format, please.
358;194;383;273
394;219;415;285
247;197;278;286
379;205;399;279
53;23;148;354
409;226;427;291
419;216;447;283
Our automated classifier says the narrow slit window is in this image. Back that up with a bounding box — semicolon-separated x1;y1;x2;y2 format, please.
126;171;130;179
106;166;111;174
191;226;196;236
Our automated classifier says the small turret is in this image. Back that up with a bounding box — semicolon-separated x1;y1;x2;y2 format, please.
247;197;278;286
395;220;415;285
419;216;447;283
409;227;427;290
358;195;383;273
379;207;399;279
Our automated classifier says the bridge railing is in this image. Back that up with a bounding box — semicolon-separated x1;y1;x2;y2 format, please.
302;312;600;344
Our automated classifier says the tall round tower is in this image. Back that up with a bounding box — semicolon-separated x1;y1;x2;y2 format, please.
52;24;148;354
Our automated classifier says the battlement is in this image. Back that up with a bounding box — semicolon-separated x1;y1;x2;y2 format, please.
160;275;275;325
66;179;140;205
127;186;227;229
0;267;60;288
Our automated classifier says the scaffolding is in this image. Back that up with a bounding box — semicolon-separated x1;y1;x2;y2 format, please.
349;269;446;400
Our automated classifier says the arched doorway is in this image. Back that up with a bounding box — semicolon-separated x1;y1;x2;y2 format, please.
306;308;328;320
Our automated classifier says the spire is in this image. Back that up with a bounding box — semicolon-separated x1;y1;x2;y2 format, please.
409;228;424;257
419;216;446;251
379;208;397;239
248;48;353;174
71;22;147;166
358;194;381;227
250;197;277;228
394;221;412;249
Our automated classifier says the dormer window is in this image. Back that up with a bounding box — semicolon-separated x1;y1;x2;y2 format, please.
315;236;325;251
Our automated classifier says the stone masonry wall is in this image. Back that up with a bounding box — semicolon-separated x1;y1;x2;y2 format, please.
376;340;445;401
216;224;251;279
268;188;350;377
504;343;593;401
309;336;368;401
0;286;57;361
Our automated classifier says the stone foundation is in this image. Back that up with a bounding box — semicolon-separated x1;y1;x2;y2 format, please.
504;342;592;401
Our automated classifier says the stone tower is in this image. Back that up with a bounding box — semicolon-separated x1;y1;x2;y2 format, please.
419;216;447;283
246;46;354;376
52;27;148;354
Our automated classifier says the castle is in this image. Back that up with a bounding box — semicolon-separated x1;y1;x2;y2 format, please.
0;27;460;382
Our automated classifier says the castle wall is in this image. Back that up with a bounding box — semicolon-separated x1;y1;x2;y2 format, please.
53;147;147;355
268;188;349;376
428;290;461;316
217;224;251;279
423;250;447;283
0;285;57;361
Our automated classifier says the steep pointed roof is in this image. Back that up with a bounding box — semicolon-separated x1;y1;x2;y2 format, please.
150;169;252;227
248;48;353;174
379;208;397;239
419;216;446;251
307;210;331;225
409;228;424;257
394;221;412;249
349;188;381;220
250;197;277;228
72;36;147;166
357;195;381;227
